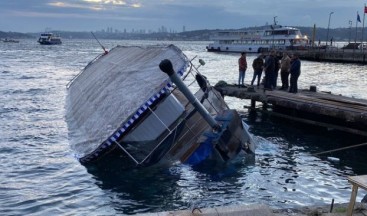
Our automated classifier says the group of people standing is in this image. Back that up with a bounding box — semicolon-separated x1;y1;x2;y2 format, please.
237;50;301;93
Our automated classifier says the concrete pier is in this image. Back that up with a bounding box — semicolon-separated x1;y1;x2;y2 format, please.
135;203;367;216
259;47;367;64
295;48;366;64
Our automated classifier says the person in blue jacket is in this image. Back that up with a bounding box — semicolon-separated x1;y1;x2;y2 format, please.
289;53;301;93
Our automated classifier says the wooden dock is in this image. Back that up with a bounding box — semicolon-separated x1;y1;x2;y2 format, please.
215;83;367;136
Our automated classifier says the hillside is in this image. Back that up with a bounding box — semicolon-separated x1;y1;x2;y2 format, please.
1;26;366;42
0;31;34;39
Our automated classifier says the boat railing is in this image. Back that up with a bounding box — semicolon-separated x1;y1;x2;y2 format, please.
185;58;230;112
139;113;187;165
163;106;210;161
114;108;189;166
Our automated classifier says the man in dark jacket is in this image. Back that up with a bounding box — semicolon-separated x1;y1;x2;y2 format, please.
263;50;276;90
272;53;281;89
289;53;301;93
251;54;264;87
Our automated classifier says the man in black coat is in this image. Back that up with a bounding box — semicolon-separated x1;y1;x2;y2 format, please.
289;53;301;93
263;50;276;90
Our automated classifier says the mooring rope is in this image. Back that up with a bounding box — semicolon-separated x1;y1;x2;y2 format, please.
313;142;367;156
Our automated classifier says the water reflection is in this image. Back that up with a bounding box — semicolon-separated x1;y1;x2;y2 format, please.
85;151;256;214
81;106;367;215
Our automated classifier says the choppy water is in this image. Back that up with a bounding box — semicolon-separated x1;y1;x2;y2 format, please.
1;39;367;215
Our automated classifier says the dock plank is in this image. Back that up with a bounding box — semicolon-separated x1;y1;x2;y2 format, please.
266;91;367;113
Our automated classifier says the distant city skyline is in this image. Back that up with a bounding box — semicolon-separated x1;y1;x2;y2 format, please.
1;0;367;33
94;26;182;34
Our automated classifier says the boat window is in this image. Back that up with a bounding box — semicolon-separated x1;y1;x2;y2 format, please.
276;30;288;35
123;94;184;142
289;30;297;35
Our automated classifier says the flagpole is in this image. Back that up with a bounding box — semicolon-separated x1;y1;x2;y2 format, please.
362;4;366;52
354;11;359;55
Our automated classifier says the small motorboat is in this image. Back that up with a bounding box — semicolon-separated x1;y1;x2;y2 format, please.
66;45;255;169
3;38;19;43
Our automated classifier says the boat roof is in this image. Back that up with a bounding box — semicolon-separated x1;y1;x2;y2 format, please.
216;25;300;33
66;45;189;159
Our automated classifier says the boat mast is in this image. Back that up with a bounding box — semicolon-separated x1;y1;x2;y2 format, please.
272;16;278;49
273;16;278;26
91;32;108;54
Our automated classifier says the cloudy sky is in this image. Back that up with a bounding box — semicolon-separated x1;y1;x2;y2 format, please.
1;0;367;33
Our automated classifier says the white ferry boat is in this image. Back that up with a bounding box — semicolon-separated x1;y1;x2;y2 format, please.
38;33;62;45
206;25;309;53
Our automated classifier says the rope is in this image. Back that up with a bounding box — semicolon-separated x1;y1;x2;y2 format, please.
313;142;367;156
192;207;202;213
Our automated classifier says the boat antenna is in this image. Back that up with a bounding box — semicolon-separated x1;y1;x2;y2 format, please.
273;16;278;26
91;32;108;54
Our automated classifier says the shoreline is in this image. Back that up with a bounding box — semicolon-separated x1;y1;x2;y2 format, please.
135;203;367;216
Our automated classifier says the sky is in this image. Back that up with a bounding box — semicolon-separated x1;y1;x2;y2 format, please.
1;0;367;33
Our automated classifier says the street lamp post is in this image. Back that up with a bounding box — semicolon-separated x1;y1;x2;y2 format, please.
349;20;353;44
326;12;334;46
272;16;277;49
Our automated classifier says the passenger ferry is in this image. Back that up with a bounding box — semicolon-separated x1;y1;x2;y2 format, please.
37;33;62;45
206;25;309;53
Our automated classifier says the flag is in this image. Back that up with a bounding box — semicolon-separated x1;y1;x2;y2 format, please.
357;12;361;22
365;6;367;13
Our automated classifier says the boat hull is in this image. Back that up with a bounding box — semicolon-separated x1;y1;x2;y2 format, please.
206;44;307;53
38;40;62;45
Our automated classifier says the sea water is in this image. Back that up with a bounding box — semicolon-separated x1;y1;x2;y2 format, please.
1;39;367;215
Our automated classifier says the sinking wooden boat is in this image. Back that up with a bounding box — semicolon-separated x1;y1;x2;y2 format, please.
66;45;255;169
